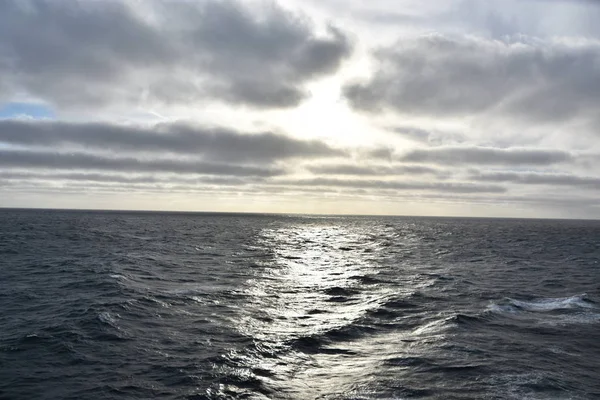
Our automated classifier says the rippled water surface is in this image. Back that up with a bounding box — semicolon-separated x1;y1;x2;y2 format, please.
1;209;600;399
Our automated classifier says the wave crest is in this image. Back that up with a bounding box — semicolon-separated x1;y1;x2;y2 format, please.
489;294;594;314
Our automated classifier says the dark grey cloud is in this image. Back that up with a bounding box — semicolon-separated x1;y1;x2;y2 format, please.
344;34;600;123
0;180;380;199
0;0;351;109
400;146;573;166
307;164;440;176
471;170;600;189
0;120;344;162
361;147;395;161
0;150;283;177
0;171;259;186
274;177;506;193
390;125;467;146
390;126;431;143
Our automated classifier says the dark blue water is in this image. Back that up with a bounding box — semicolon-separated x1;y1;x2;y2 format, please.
1;209;600;399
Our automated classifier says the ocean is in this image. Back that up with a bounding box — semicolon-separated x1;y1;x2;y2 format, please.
1;209;599;399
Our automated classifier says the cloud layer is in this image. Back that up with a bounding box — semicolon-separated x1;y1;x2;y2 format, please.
400;146;573;166
345;34;600;126
1;0;600;217
1;117;599;215
0;149;284;177
0;120;343;162
0;0;351;109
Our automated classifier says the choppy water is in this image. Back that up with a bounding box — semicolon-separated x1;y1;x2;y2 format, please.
1;209;600;399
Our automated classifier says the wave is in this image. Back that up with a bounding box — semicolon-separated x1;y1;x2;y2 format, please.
277;294;426;355
97;311;119;328
411;316;458;336
322;286;360;297
488;294;595;314
347;274;389;285
484;294;600;329
288;322;378;354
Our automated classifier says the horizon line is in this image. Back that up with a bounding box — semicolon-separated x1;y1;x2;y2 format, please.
1;206;598;222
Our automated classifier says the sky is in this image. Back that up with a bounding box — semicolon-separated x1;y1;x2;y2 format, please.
1;0;600;218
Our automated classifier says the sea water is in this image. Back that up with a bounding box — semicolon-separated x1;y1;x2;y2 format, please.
1;209;599;399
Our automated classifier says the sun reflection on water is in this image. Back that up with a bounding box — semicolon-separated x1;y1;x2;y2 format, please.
204;219;459;399
239;224;386;339
213;222;403;397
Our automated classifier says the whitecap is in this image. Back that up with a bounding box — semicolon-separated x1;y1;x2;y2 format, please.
488;294;594;315
487;294;600;327
412;317;451;336
487;304;520;314
98;311;119;327
511;294;594;312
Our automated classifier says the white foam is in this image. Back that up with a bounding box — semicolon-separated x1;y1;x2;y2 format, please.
488;294;594;315
487;294;600;327
98;311;118;326
412;317;450;336
511;294;593;312
487;304;519;314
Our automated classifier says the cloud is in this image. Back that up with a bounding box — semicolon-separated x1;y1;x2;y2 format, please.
344;34;600;125
400;146;573;166
390;125;467;145
0;171;259;186
0;150;284;177
307;164;440;176
273;177;506;193
470;170;600;189
0;0;351;109
0;120;344;162
402;191;600;209
389;126;431;143
453;0;600;39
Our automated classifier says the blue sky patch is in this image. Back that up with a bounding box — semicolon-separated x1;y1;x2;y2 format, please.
0;102;55;120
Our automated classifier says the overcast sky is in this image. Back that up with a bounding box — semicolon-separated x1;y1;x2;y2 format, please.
1;0;600;218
